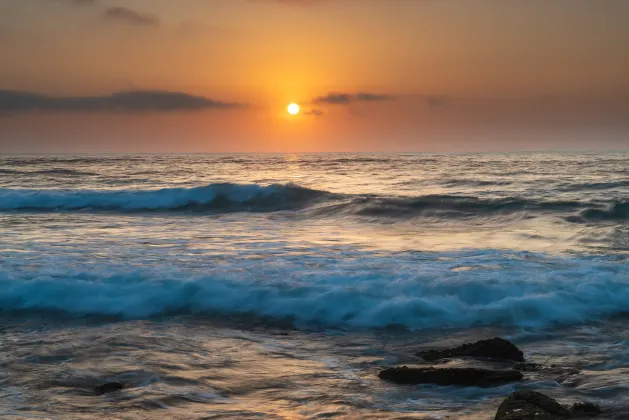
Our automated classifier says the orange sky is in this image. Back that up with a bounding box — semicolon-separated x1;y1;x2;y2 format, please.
1;0;629;152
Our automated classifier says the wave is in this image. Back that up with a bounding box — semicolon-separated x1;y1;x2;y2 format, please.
1;156;148;165
319;157;397;164
0;168;98;176
320;195;585;219
567;201;629;222
1;251;628;329
34;169;99;176
441;179;513;187
0;183;333;212
1;182;625;223
556;181;629;192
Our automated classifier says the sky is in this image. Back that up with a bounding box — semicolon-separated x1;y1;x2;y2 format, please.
1;0;629;152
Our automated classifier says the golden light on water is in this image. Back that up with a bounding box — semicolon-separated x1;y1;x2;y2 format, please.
287;103;300;115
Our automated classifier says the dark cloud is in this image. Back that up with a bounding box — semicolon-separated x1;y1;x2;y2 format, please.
102;7;160;27
312;92;395;105
312;93;351;105
355;92;395;102
304;108;325;117
0;90;245;114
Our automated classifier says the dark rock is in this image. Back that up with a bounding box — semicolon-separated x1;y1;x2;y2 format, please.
418;337;525;362
378;366;523;387
495;391;574;420
572;402;601;417
94;382;124;395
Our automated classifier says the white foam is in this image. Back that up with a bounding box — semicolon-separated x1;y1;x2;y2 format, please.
1;251;627;330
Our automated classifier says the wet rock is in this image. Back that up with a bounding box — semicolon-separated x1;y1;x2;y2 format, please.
572;402;601;417
418;337;525;362
94;382;124;395
378;366;523;387
494;391;574;420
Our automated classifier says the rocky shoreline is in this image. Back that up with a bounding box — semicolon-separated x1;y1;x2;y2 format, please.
378;337;603;419
90;336;606;418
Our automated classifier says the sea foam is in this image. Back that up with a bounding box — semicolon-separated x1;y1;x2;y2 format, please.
1;251;627;330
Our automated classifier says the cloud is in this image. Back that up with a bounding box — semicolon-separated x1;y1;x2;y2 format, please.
355;92;395;102
312;93;351;105
0;90;245;114
312;92;395;105
102;7;160;27
304;108;325;117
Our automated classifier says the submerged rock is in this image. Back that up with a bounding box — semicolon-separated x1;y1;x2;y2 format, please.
495;391;574;420
94;382;124;395
572;402;601;417
417;337;525;362
513;362;543;372
494;392;603;419
378;366;523;387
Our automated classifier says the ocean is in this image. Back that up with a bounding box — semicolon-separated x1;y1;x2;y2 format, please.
0;152;628;419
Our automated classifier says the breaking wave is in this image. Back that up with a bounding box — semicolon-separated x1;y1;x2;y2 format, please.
568;201;629;222
0;183;333;212
1;250;628;330
324;195;585;219
0;182;627;223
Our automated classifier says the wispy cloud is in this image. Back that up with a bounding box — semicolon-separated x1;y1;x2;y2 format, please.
312;92;395;105
0;90;245;114
102;7;160;27
303;108;325;117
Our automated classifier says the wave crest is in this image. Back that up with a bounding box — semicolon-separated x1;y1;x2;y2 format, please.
1;251;628;330
0;183;332;212
1;183;627;224
318;195;585;219
569;201;629;222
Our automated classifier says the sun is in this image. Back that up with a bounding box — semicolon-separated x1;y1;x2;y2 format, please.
287;103;300;115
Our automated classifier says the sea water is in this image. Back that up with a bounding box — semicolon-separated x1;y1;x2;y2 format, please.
0;153;628;418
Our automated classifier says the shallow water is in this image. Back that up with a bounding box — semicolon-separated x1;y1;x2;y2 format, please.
1;153;629;418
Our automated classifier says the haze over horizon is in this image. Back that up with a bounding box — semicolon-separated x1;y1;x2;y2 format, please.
1;0;629;152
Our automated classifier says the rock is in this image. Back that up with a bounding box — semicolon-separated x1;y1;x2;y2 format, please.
572;402;601;417
94;382;124;395
378;366;523;387
494;391;574;420
418;337;525;362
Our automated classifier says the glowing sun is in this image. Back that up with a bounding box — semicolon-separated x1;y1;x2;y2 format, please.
287;103;300;115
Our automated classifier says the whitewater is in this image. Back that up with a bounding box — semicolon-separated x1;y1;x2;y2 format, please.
1;153;628;419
